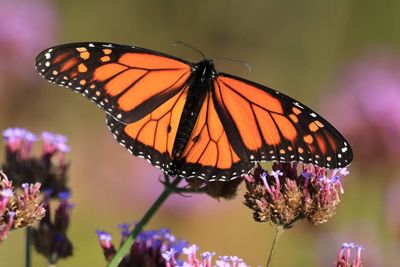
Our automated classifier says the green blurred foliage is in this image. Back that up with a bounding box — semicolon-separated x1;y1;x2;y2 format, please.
1;0;399;266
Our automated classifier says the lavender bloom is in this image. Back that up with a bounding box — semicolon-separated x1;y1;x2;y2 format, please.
315;222;382;266
97;227;252;267
321;50;400;164
96;230;117;261
244;163;349;228
335;242;364;267
2;127;36;160
2;128;70;196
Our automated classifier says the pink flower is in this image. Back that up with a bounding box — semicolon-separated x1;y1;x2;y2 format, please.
320;49;400;164
0;0;57;84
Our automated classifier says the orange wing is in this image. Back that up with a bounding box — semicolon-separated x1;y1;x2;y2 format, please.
178;93;253;180
213;74;353;169
35;42;191;123
107;86;188;172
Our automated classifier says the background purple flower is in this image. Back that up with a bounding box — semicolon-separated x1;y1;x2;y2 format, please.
320;49;400;165
0;0;57;85
315;222;382;266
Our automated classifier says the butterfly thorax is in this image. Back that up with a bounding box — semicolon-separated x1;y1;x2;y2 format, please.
171;60;216;165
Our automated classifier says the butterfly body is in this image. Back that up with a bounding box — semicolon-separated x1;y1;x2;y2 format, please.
35;42;352;181
172;59;216;159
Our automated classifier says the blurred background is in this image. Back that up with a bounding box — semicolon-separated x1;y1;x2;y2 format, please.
1;0;400;266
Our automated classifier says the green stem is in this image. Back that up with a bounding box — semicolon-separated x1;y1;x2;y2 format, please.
25;227;31;267
107;176;183;267
266;226;283;267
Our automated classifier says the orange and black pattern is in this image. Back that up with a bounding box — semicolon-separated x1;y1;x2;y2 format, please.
35;42;353;181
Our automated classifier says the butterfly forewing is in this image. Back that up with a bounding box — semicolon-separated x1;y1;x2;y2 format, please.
35;42;192;123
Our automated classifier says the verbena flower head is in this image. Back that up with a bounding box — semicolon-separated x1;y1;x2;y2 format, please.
0;171;45;243
97;227;251;267
244;163;349;228
2;128;70;196
32;190;74;264
335;242;364;267
3;127;36;159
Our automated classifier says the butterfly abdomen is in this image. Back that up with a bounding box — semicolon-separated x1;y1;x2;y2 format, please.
172;61;216;159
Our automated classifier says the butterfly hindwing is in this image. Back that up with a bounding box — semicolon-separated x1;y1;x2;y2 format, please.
179;93;254;180
35;42;192;123
213;73;352;168
106;85;189;172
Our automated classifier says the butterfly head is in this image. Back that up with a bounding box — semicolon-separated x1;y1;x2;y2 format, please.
194;60;217;82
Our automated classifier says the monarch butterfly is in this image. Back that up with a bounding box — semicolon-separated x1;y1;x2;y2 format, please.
35;42;352;181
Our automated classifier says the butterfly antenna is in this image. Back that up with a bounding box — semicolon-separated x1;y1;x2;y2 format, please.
172;41;207;60
216;57;252;72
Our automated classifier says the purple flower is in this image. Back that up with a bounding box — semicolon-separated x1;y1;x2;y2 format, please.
41;131;70;154
2;127;37;159
97;227;252;267
0;0;57;83
336;242;364;267
244;163;349;228
320;49;400;164
315;222;382;266
0;172;45;243
2;128;70;196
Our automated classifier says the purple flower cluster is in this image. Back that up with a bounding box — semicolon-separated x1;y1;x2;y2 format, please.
163;245;250;267
96;227;251;267
335;243;364;267
2;127;70;196
244;163;349;228
0;172;45;243
3;127;37;160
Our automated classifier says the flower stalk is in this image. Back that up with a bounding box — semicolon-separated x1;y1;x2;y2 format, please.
266;226;283;267
107;175;183;267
